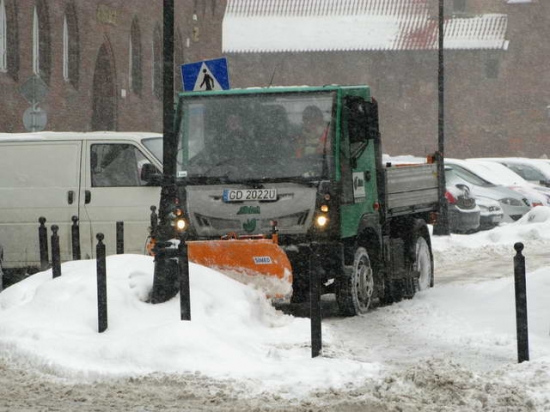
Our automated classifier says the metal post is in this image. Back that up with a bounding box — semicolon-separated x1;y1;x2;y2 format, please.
310;244;322;358
96;233;108;333
38;217;49;271
151;242;180;303
179;240;191;321
51;225;61;278
513;242;529;363
71;215;81;260
161;0;176;222
152;0;177;304
116;221;124;254
433;0;450;236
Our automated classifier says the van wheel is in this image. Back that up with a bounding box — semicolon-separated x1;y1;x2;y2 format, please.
336;247;374;316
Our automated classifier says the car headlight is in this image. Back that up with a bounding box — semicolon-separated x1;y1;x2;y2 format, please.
500;197;523;207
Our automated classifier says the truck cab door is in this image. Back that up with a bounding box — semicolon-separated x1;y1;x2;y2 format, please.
79;141;162;258
339;96;380;238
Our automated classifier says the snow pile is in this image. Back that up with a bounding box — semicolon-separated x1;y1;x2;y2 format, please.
0;208;550;407
0;256;379;397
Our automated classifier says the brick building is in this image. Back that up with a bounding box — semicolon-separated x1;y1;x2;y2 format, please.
222;0;550;158
1;0;548;159
0;0;225;133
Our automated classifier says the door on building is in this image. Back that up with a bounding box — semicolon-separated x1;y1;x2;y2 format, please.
92;41;117;131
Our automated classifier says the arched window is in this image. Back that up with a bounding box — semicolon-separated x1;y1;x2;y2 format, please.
174;27;184;92
0;0;6;72
32;0;51;84
32;7;38;74
129;17;142;96
0;0;18;80
152;23;162;99
62;1;79;88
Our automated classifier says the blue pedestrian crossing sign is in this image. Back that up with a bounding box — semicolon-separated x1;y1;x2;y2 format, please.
181;57;230;92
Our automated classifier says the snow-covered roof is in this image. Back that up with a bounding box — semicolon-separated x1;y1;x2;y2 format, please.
0;131;162;143
223;0;509;53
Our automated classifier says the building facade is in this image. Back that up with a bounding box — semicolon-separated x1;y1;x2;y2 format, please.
222;0;550;158
1;0;548;160
0;0;225;133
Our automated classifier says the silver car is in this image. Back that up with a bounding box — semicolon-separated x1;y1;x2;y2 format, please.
445;164;531;222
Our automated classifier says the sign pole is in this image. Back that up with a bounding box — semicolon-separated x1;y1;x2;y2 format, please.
433;0;450;236
152;0;178;303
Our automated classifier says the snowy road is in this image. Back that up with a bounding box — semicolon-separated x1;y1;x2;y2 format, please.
1;216;550;411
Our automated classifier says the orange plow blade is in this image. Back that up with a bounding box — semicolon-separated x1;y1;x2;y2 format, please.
187;237;293;299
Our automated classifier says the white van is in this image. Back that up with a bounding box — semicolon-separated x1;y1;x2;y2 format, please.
0;131;163;277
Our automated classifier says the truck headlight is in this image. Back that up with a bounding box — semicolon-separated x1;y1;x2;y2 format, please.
175;218;187;231
316;215;329;227
170;206;189;232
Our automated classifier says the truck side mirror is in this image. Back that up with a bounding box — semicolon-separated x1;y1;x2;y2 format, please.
345;97;380;144
141;163;163;186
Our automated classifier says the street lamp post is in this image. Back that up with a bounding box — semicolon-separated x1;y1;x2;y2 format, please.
433;0;450;236
151;0;178;303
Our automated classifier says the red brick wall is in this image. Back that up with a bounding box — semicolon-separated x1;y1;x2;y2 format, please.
0;0;226;133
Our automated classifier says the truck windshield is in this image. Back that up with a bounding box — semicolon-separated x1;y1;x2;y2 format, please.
176;91;336;183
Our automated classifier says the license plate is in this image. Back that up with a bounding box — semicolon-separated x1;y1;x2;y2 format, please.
223;188;277;202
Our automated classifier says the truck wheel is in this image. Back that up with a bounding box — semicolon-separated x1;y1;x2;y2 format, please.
336;247;374;316
414;235;433;291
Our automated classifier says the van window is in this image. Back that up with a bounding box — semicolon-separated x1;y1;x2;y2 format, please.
91;144;152;187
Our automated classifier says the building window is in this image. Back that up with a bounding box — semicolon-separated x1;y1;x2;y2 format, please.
62;2;80;88
0;0;6;72
32;0;51;84
2;0;18;80
152;23;162;100
175;27;184;91
129;17;142;96
62;16;68;80
453;0;466;13
485;58;499;79
32;7;39;75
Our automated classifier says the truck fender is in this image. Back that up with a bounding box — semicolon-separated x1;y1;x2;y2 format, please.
353;213;383;271
409;218;432;256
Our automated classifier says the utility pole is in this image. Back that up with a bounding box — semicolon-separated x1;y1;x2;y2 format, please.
151;0;178;303
433;0;450;236
161;0;176;223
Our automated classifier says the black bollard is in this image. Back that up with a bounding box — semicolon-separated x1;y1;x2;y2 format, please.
310;244;322;358
96;233;108;333
179;241;191;321
38;217;49;271
51;225;61;278
116;221;124;254
513;242;529;363
71;216;81;260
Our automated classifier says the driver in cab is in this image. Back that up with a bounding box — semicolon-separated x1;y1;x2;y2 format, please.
296;105;329;158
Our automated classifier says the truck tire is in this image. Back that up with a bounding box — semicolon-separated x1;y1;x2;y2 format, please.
336;247;374;316
414;235;433;291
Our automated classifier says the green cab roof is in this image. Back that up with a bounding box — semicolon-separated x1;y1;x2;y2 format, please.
178;84;371;99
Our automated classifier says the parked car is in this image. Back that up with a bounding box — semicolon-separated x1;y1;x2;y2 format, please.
0;242;3;290
475;197;504;230
454;158;550;206
444;161;531;222
473;157;550;188
445;180;480;233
